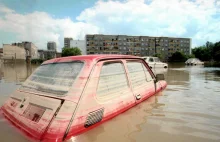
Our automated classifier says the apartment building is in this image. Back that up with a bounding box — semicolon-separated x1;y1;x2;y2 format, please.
3;42;38;60
3;44;26;60
64;37;73;48
0;48;3;59
86;34;191;60
47;41;57;51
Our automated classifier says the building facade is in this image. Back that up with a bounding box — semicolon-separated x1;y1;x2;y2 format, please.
70;40;86;55
0;48;3;59
3;44;26;60
12;42;38;59
23;42;38;59
64;37;73;48
38;50;56;60
3;42;38;61
86;34;191;60
47;41;57;51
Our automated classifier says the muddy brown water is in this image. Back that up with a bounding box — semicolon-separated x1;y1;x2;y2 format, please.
0;61;220;142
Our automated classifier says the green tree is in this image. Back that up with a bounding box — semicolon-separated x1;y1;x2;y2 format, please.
186;54;195;59
192;46;211;61
61;47;82;57
153;53;165;61
213;41;220;61
153;53;162;59
169;51;187;62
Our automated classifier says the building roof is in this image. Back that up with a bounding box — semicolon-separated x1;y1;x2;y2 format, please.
85;34;191;39
43;54;141;64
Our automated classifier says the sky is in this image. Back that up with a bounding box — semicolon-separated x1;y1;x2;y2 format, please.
0;0;220;52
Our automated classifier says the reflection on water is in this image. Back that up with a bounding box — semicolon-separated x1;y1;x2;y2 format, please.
0;62;37;83
0;61;38;142
0;61;38;105
1;62;220;142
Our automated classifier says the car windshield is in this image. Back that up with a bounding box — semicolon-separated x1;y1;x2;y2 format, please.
20;61;84;96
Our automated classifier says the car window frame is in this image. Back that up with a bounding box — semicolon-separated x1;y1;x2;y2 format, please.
125;59;156;83
96;59;131;100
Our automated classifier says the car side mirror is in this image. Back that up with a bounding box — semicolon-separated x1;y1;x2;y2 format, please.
155;74;165;82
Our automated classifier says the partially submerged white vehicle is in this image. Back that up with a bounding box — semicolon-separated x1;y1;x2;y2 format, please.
142;56;168;68
185;58;204;65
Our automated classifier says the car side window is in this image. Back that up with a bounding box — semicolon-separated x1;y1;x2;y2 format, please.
127;61;149;89
97;62;129;97
142;63;154;82
149;58;154;62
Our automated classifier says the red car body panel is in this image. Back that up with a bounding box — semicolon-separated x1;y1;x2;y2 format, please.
0;55;167;142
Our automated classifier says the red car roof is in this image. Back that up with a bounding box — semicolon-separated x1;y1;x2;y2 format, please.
42;54;141;64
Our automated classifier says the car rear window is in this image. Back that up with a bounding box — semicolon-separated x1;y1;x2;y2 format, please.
20;61;84;96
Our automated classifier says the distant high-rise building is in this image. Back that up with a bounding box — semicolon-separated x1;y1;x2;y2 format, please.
47;41;57;51
64;37;73;48
86;34;191;61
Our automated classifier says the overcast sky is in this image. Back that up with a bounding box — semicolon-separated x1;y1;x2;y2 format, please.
0;0;220;52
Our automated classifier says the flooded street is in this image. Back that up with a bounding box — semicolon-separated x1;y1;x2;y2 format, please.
1;61;220;142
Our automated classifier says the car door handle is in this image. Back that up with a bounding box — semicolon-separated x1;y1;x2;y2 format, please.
136;94;141;100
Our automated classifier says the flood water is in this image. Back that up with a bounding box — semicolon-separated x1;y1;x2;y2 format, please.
0;61;220;142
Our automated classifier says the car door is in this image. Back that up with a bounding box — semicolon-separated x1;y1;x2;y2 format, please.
154;57;163;68
126;59;156;103
66;59;136;136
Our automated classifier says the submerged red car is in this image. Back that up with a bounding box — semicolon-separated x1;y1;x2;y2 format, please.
0;55;167;141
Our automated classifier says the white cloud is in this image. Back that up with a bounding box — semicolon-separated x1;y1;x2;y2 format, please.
0;4;14;13
77;0;220;47
0;5;100;51
0;0;220;51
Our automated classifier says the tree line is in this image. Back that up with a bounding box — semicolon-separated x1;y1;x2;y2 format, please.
192;41;220;62
61;47;82;57
168;41;220;62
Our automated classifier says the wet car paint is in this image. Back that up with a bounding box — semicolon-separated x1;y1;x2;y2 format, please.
0;55;167;142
